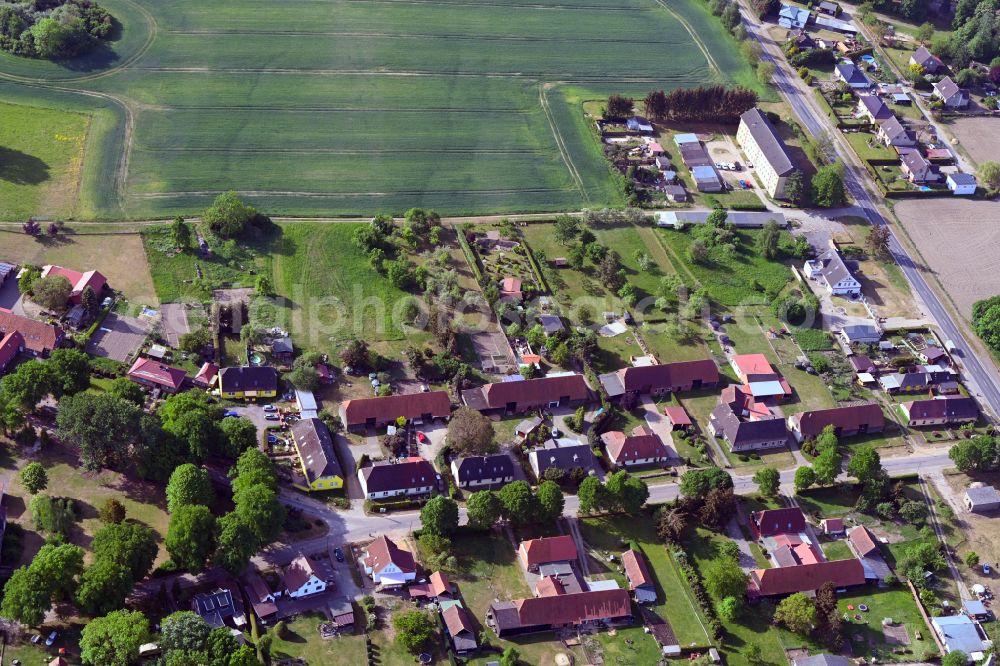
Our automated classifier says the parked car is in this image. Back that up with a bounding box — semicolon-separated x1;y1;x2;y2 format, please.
45;631;57;647
267;434;279;444
417;432;428;444
263;405;277;412
334;547;345;562
738;179;748;189
985;563;992;575
223;410;239;418
265;415;279;421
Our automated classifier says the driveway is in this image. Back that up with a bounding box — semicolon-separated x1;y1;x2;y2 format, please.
416;421;449;465
638;397;680;462
333;433;373;500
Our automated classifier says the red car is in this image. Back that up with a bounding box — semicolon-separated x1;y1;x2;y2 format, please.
417;432;428;444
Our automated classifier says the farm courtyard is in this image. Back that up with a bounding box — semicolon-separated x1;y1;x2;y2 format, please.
0;0;760;219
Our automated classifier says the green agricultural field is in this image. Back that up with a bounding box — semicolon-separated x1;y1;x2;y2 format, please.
0;0;761;219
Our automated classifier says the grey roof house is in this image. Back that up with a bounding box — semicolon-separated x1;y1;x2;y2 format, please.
803;249;861;296
529;438;595;477
933;76;969;108
836;63;871;89
910;46;943;73
708;403;790;453
965;485;1000;513
876;116;916;148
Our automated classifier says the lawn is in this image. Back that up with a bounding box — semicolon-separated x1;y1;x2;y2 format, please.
0;0;763;218
821;538;853;561
268;611;366;665
844;131;900;161
680;527;787;666
657;228;794;306
0;101;90;221
580;514;713;647
1;229;159;306
834;588;935;662
796;485;862;520
6;451;171;567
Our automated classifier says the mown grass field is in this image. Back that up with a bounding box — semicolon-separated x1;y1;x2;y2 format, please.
0;101;89;220
0;0;761;218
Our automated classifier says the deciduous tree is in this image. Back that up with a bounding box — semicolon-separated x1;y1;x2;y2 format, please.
58;392;143;471
166;504;218;573
536;480;565;522
446;407;497;456
31;274;72;310
80;609;150;666
794;466;816;493
204;191;258;238
20;462;47;495
166;464;215;513
420;496;459;536
703;557;748;601
392;610;437;654
752;466;780;498
774;592;816;635
498;480;539;525
466;490;502;530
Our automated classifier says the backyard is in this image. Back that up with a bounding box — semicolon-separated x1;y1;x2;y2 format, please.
268;612;367;665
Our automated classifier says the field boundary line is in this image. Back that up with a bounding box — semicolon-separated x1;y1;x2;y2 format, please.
164;29;678;45
538;83;589;205
129;187;577;199
648;0;721;78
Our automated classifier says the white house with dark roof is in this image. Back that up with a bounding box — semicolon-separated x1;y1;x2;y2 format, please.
900;150;939;184
876;116;916;148
857;95;892;123
933;77;969;109
804;249;861;296
947;172;977;195
737;108;795;198
836;62;871;89
282;555;327;599
450;454;514;489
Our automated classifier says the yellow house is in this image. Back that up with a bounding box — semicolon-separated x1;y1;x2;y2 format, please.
213;366;279;400
290;417;344;492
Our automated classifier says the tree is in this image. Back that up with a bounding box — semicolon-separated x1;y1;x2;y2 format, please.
91;522;158;582
160;611;213;656
943;653;969;666
220;417;258;458
680;467;733;499
500;647;521;666
20;462;47;495
30;495;77;537
536;480;565;522
794;466;816;493
950;435;998;472
76;559;131;616
498;480;539;526
577;475;609;514
915;21;934;43
47;348;91;397
231;448;278;494
392;610;437;653
966;551;980;568
166;464;215;513
847;445;888;503
108;377;145;407
203;191;258;238
214;512;258;576
605;94;634;119
553;215;580;245
752;467;780;498
30;543;84;601
179;327;212;355
58;392;143;471
80;609;150;666
171;216;192;249
80;285;100;319
864;224;891;259
811;164;847;208
32;274;72;310
421;496;459;536
466;490;502;530
597;251;625;291
703;557;748;600
813;448;842;486
784;169;806;204
745;643;764;666
978;161;1000;190
605;470;649;514
716;596;742;621
0;567;50;625
233;483;285;544
100;497;127;524
687;239;709;264
644;90;668;119
656;505;689;542
446;407;496;456
166;504;217;573
699;487;737;527
775;592;817;635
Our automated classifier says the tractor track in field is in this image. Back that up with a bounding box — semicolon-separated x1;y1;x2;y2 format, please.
164;29;693;47
128;186;577;199
337;0;648;11
127;67;700;83
538;82;590;205
132;146;552;155
649;0;722;79
148;105;534;113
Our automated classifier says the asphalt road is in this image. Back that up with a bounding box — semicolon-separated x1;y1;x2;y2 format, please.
740;8;1000;421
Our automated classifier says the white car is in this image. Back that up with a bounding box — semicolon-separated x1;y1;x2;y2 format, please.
263;405;277;412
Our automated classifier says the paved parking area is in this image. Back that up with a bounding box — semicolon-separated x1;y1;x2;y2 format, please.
160;302;191;348
85;313;153;361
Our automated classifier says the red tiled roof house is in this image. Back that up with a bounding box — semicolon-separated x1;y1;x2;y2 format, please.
40;265;107;305
622;549;657;604
462;374;591;414
787;403;885;442
340;391;451;430
518;535;578;572
127;357;188;393
0;309;63;357
486;589;632;637
0;330;24;374
363;535;416;587
601;425;671;468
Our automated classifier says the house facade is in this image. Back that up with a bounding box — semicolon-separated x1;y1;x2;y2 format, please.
340;391;451;430
622;549;657;604
965;485;1000;512
461;373;590;414
601;426;670;468
901;396;978;426
363;535;416;586
803;249;861;297
290;418;344;492
214;366;278;399
947;172;977;195
736;108;795;198
358;458;436;499
598;359;719;400
282;555;327;598
486;590;632;637
528;439;595;478
787;403;885;442
933;77;969;108
450;455;514;489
